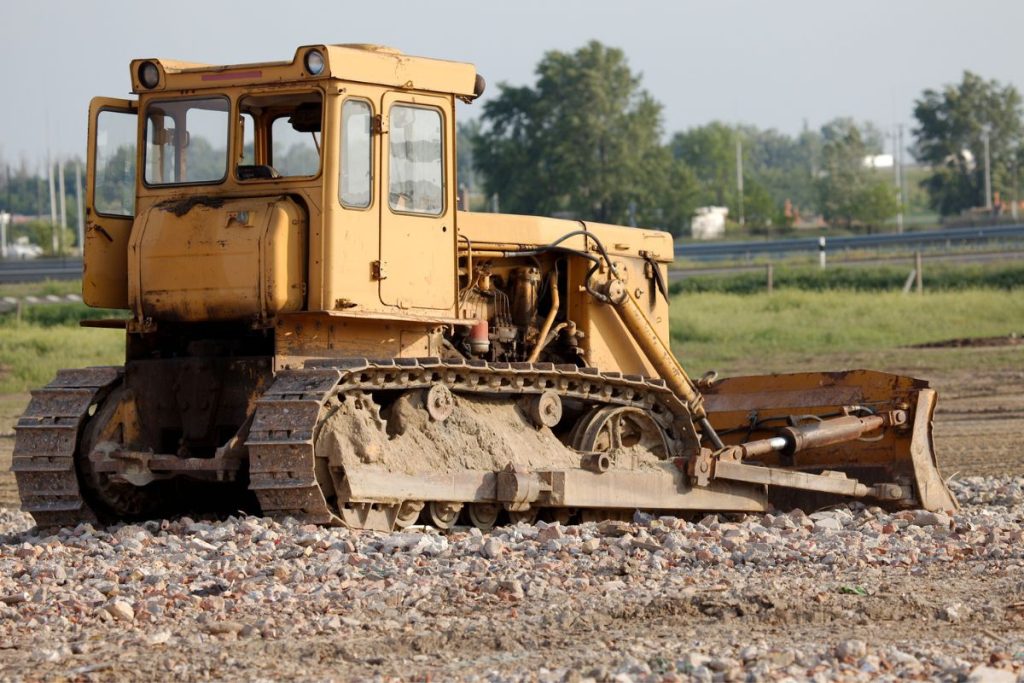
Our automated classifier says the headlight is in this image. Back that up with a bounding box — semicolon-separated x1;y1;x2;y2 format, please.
138;61;160;89
304;50;325;76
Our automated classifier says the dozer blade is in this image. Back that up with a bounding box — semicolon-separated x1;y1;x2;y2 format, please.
701;370;957;512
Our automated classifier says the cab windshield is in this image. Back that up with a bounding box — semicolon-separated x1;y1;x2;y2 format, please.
141;92;324;186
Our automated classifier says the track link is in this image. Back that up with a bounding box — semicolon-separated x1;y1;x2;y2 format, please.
11;367;123;528
245;358;701;524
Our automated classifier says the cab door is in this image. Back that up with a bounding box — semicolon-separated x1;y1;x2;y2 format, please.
378;92;456;312
84;97;138;309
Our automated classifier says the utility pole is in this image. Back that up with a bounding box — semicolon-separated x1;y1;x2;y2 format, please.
897;125;905;233
982;125;993;211
47;154;58;254
892;126;904;233
75;161;85;254
57;157;67;255
736;137;745;226
0;210;8;258
1014;149;1020;221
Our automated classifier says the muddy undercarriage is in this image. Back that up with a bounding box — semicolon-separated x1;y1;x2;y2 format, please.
12;356;955;531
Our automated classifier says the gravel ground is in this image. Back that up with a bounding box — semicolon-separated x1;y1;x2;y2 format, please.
1;478;1023;682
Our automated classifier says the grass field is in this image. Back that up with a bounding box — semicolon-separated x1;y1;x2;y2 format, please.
670;288;1022;375
0;324;122;394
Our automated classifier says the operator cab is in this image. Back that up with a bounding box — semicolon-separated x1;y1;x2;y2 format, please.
84;45;483;323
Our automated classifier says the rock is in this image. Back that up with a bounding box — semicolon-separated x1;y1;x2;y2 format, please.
678;652;711;670
482;538;504;559
814;517;844;531
501;580;525;600
967;665;1016;683
764;650;796;668
913;511;952;527
537;524;564;542
105;600;135;623
581;538;601;554
597;520;631;537
941;604;962;622
836;639;867;660
146;630;172;645
189;538;218;552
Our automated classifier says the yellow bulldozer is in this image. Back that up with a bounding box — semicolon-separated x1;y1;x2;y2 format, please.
12;45;956;530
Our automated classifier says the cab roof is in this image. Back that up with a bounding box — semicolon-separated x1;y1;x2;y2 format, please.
129;44;481;99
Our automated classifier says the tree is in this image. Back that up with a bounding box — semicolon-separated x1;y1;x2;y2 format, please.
816;118;897;229
912;71;1024;216
456;119;481;192
670;122;738;211
472;41;691;232
740;124;821;215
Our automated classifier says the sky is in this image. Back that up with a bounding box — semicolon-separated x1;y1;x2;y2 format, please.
2;0;1023;167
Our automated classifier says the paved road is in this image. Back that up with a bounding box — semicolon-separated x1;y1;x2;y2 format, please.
0;258;81;283
676;223;1024;259
669;248;1024;279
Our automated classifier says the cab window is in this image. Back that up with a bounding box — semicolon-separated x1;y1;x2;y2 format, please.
144;97;229;185
94;109;137;216
340;99;372;208
388;104;443;215
237;92;322;180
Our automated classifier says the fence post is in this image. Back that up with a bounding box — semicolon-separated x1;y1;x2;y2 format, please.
915;251;923;294
766;263;774;294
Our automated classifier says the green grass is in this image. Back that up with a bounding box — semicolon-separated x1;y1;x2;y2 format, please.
670;288;1024;376
0;324;123;394
0;279;84;299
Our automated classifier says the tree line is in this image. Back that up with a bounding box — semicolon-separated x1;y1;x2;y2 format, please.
462;41;1024;236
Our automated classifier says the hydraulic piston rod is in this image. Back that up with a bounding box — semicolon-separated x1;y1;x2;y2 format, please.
600;279;725;449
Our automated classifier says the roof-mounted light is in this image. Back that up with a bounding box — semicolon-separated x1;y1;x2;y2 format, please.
138;61;160;89
304;49;325;76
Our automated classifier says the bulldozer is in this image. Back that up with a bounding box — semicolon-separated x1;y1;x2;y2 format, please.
12;45;956;531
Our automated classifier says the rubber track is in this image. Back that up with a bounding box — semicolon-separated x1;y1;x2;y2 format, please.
11;366;123;528
245;358;698;524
